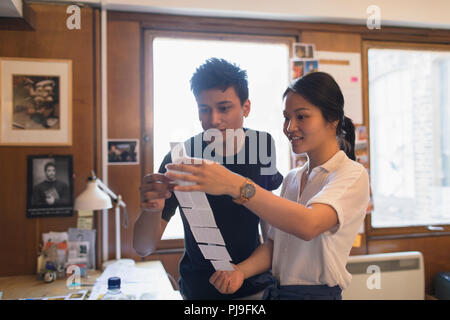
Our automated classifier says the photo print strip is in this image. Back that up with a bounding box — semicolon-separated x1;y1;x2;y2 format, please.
210;260;234;272
198;244;232;262
190;226;225;246
169;142;233;271
183;208;217;228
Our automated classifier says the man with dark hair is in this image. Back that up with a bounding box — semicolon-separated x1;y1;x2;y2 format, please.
31;162;70;206
190;58;249;105
134;58;283;299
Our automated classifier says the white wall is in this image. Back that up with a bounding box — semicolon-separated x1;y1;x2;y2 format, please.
70;0;450;29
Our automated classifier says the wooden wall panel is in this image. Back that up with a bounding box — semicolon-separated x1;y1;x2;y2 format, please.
0;4;99;276
106;17;184;282
301;31;361;52
368;236;450;295
106;19;142;261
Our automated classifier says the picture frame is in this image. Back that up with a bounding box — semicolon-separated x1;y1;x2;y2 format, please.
27;155;74;218
0;57;72;146
293;43;315;59
67;241;90;265
107;139;139;165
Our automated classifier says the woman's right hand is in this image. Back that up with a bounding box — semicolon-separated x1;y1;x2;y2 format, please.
140;173;174;212
209;265;245;294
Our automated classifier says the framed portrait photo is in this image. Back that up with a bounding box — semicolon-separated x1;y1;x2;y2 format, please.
27;155;74;218
108;139;139;165
0;57;72;146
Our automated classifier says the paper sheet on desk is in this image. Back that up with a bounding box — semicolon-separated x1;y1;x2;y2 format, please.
89;282;181;300
169;142;233;271
95;262;161;284
89;262;181;300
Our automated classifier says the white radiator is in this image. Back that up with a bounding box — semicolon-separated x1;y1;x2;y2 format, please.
342;251;425;300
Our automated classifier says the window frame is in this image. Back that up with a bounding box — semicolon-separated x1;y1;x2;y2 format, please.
362;40;450;239
143;29;297;249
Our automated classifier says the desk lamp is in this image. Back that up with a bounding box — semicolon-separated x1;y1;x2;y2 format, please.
74;171;134;269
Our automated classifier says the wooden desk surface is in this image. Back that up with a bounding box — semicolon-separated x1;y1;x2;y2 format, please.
0;261;179;300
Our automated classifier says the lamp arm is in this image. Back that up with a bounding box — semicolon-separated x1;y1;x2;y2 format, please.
95;178;127;208
95;176;128;229
95;177;118;201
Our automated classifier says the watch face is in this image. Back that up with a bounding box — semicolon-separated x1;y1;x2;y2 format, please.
243;183;256;198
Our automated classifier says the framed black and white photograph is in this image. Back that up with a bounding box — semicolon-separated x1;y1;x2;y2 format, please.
108;139;139;165
27;155;74;218
0;57;72;146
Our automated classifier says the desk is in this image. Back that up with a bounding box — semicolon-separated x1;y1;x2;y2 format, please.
0;261;182;300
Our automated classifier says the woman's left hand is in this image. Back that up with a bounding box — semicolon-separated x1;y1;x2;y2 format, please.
165;158;245;197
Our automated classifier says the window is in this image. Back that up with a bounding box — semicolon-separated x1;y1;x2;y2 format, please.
367;43;450;228
151;35;292;239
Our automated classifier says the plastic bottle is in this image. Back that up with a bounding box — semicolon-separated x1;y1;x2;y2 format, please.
101;277;129;300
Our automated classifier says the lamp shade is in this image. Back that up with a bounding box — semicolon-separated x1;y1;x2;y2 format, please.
74;180;112;211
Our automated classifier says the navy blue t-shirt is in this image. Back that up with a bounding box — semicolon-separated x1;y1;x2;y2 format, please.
158;128;283;299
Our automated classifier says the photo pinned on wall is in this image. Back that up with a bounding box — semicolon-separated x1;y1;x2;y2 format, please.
0;57;72;146
293;43;315;59
290;43;319;81
352;124;373;216
290;59;319;81
355;125;369;168
27;155;74;218
108;139;139;165
304;60;319;74
355;124;368;142
290;60;305;80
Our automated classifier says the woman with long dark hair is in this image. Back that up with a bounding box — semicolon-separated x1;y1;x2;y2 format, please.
165;72;370;300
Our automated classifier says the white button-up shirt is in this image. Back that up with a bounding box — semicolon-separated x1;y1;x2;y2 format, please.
268;150;370;290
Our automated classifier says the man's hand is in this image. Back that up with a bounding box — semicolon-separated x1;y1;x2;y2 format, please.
209;265;245;294
140;173;175;212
